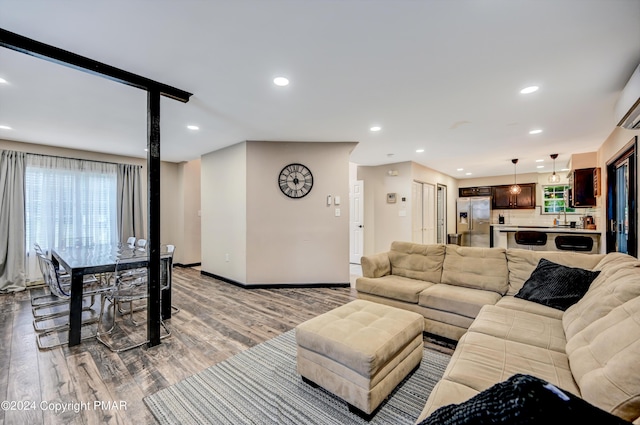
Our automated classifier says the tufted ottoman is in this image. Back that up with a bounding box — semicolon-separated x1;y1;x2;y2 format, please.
295;299;424;418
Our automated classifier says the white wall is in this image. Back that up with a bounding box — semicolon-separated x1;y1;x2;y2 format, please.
201;142;247;283
176;159;201;265
358;161;459;254
245;141;356;284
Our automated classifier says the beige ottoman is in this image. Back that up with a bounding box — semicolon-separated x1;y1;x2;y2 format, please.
295;299;424;418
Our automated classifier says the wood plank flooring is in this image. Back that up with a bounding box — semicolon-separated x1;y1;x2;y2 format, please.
0;267;454;425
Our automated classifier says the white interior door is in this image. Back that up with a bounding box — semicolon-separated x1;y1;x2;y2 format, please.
411;181;423;243
437;184;447;244
412;181;436;244
423;183;436;244
349;180;364;264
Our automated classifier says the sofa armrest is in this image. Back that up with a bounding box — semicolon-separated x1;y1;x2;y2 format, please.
361;252;391;278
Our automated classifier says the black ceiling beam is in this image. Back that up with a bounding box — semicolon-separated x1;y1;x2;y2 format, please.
0;28;192;102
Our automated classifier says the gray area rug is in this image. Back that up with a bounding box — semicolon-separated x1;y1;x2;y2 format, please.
144;330;452;424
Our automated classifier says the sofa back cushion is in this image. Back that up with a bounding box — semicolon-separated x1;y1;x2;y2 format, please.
505;249;604;296
440;245;508;294
563;253;640;340
388;241;446;283
565;296;640;422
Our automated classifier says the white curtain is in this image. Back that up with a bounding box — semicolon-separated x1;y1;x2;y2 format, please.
0;150;26;292
24;155;118;281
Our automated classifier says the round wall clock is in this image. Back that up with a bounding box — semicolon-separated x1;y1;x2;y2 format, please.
278;163;313;198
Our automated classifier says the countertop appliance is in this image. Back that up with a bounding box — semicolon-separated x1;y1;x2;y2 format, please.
457;196;491;247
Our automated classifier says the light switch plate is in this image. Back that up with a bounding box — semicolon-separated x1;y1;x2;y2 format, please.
334;196;341;205
335;208;341;217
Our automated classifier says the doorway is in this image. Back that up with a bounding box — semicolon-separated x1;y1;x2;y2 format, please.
349;180;364;264
411;181;436;244
606;136;637;257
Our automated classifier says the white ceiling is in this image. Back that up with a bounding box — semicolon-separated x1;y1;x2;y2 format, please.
1;0;639;179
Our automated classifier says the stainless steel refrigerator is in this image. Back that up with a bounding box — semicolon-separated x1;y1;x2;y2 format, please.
456;197;491;247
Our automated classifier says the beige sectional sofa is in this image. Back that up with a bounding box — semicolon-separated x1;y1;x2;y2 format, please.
355;242;640;423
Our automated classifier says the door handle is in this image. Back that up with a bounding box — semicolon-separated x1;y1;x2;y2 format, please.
358;225;364;228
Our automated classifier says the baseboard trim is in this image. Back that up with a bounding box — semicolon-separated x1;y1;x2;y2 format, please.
175;262;201;268
200;270;350;289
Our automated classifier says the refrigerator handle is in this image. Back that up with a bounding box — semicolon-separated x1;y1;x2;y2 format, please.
468;208;473;230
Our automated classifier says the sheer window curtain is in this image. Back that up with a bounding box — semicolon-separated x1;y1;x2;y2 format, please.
0;150;26;293
117;164;144;243
24;155;118;282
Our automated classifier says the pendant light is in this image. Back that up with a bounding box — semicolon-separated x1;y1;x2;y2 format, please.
548;153;561;183
509;159;522;195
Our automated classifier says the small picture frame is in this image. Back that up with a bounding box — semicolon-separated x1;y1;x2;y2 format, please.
387;193;397;203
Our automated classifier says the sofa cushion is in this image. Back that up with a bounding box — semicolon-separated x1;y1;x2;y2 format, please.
419;283;502;319
563;253;640;340
417;380;480;423
495;296;564;319
441;332;580;397
506;249;604;296
388;242;446;282
440;246;508;295
418;374;631;425
356;275;434;303
514;258;600;311
468;305;566;352
565;296;640;422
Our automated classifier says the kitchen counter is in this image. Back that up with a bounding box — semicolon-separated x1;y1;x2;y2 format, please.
492;225;600;234
490;225;601;253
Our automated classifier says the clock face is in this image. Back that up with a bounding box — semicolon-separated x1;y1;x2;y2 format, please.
278;163;313;198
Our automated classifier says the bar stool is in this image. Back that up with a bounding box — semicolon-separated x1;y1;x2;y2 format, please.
514;231;547;250
554;235;594;252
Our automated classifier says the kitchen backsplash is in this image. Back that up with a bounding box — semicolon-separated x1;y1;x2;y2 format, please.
492;206;601;228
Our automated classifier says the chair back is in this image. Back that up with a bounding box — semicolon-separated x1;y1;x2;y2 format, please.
39;253;70;299
136;239;147;249
126;236;136;246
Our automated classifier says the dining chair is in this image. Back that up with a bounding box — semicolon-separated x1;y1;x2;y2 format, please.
136;239;147;249
96;260;171;352
163;244;180;314
34;254;105;349
126;236;136;246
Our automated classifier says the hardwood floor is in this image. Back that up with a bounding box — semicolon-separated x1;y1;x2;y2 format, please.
0;267;356;425
0;267;454;425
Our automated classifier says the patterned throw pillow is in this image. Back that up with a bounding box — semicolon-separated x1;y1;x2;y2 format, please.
419;374;630;425
514;258;600;311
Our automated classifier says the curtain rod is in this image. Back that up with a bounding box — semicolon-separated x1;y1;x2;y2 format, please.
25;152;143;168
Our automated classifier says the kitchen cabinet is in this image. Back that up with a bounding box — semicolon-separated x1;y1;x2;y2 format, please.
492;183;536;209
569;168;597;207
459;186;492;197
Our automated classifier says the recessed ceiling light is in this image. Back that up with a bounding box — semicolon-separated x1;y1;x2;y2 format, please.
187;125;199;130
529;129;543;135
416;149;425;153
0;78;7;84
0;125;12;130
561;168;570;172
465;172;472;176
457;168;464;171
520;86;539;94
144;148;149;152
537;165;545;169
535;159;544;162
370;126;381;132
273;77;289;86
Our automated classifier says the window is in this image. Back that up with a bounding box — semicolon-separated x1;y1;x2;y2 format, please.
542;185;575;214
24;156;118;281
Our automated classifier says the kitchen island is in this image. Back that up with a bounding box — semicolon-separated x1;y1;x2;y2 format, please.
491;225;601;253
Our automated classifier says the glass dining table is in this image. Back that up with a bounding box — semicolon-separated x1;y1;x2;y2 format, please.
51;243;174;347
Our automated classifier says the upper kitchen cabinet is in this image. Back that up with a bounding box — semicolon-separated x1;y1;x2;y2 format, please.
492;183;536;209
569;168;599;207
459;186;492;197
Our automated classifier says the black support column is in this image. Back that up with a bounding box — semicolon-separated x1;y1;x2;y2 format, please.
147;90;161;347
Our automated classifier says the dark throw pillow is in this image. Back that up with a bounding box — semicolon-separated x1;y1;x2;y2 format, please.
418;374;631;425
514;258;600;311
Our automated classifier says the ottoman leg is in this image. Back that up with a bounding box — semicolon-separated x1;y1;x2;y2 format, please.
301;376;319;388
348;404;376;421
